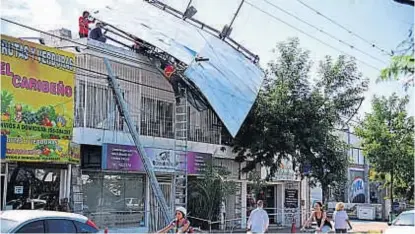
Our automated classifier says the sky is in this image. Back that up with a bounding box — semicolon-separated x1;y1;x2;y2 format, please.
1;0;414;121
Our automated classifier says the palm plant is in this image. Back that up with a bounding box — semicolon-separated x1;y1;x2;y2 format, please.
187;163;236;229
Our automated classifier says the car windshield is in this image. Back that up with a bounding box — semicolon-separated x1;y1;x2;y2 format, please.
1;218;19;233
393;213;415;226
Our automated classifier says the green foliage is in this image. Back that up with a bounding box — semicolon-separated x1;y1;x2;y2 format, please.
355;94;414;201
232;38;368;202
379;55;414;89
378;27;414;90
1;90;13;114
187;163;236;228
247;171;267;199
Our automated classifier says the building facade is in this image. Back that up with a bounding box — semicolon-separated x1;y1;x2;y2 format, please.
1;33;304;231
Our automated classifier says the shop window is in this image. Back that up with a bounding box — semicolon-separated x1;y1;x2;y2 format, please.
82;172;146;229
6;167;61;211
81;145;102;169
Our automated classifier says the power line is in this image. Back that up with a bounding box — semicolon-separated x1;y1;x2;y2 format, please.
0;17;155;68
262;0;388;65
3;45;175;94
1;17;259;102
244;1;382;72
295;0;393;56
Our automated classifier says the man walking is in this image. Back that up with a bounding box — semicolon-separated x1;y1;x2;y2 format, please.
247;200;269;234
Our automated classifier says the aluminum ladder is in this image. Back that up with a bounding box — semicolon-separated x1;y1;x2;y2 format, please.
103;58;172;225
173;88;189;210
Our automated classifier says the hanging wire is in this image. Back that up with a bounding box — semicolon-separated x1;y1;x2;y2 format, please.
295;0;393;56
262;0;389;64
244;1;383;72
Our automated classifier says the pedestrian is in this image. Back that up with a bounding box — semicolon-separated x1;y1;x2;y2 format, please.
79;11;95;38
90;22;106;43
333;202;352;233
157;206;194;233
247;200;269;234
302;201;333;233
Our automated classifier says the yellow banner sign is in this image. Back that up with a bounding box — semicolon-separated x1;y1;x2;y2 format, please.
1;35;78;163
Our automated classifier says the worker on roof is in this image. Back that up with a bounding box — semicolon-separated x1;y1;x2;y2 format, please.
90;22;106;43
161;60;185;104
79;11;95;38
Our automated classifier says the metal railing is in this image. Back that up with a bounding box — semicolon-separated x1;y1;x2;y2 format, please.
187;208;313;233
86;210;146;230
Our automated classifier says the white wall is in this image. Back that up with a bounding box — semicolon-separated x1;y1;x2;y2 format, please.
73;127;238;158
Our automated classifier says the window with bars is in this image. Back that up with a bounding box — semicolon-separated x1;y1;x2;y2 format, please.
140;97;174;138
75;80;125;131
188;106;222;144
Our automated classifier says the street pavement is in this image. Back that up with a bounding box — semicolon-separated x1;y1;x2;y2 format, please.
214;220;388;233
350;220;388;233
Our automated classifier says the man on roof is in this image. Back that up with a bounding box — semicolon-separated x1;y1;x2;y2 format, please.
79;11;95;38
90;22;106;43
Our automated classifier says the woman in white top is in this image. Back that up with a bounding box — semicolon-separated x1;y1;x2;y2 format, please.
332;202;353;233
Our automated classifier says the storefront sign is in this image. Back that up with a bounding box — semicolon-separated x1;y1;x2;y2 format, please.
102;144;143;171
274;160;296;180
284;189;298;208
1;35;77;163
14;186;23;194
102;144;211;174
186;152;210;175
146;148;175;172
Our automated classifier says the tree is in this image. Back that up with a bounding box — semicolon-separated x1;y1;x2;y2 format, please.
379;26;414;90
232;38;368;203
355;94;414;203
246;171;267;200
187;163;236;229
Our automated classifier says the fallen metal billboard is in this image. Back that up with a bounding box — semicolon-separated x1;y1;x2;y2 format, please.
93;1;264;137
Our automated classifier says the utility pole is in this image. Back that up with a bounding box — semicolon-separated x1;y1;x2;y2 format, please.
103;58;172;226
228;0;245;29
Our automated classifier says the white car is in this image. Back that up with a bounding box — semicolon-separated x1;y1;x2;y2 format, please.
1;210;99;233
384;210;415;234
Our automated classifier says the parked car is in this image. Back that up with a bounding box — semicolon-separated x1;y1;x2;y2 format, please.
0;210;99;233
384;210;415;234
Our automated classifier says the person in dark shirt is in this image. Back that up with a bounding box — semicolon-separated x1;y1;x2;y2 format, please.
89;22;106;43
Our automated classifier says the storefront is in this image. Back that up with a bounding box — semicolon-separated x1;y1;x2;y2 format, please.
257;159;302;227
2;162;75;211
1;35;78;211
80;143;212;231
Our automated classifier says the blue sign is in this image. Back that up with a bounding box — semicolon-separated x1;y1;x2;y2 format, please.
1;135;6;159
